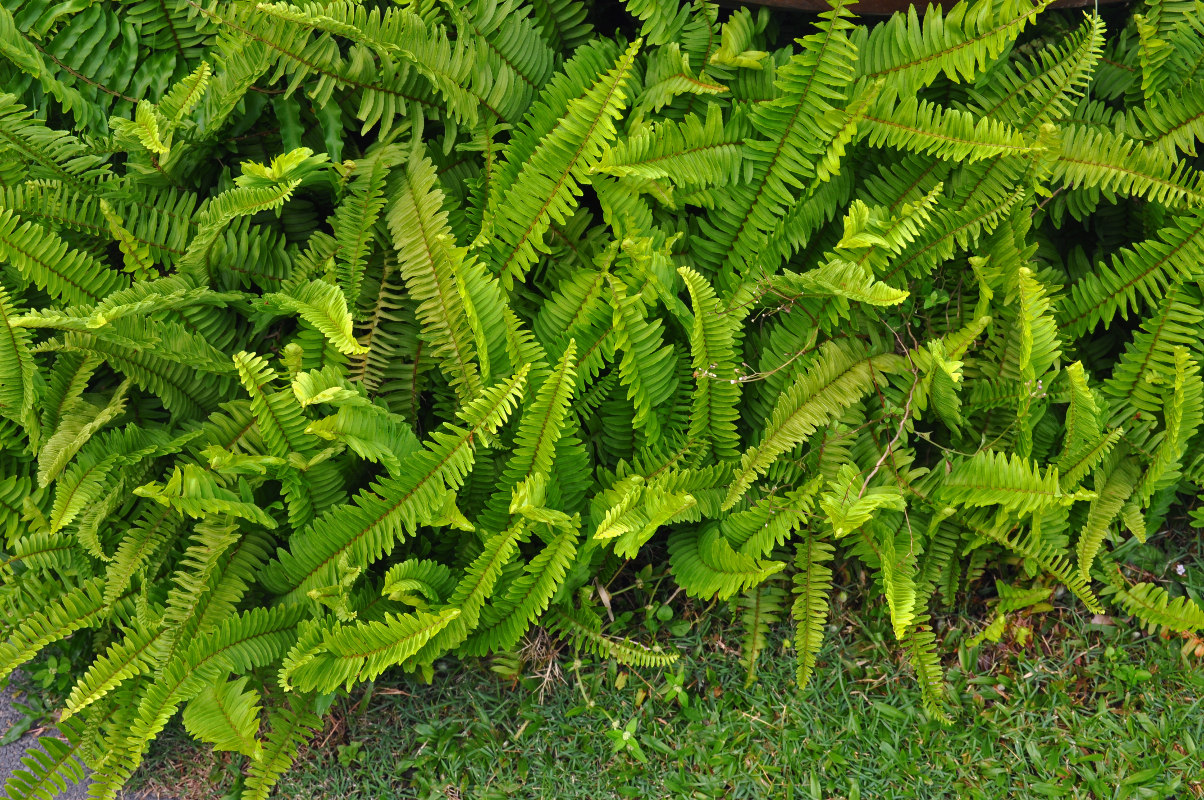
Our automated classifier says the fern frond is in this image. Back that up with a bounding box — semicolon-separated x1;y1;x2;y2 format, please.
546;604;678;667
726;341;903;509
904;614;952;725
1135;347;1203;506
283;608;459;692
479;341;578;532
487;39;639;289
791;529;834;690
1058;210;1204;338
0;285;37;440
263;367;528;601
0;577;107;682
1076;460;1139;581
0;209;128;305
939;450;1068;515
63;625;163;720
697;0;858;281
739;581;786;687
267;279;370;356
242;695;322;800
859;90;1037;163
1101;562;1204;633
855;0;1050;96
387;149;484;403
182;676;263;757
608;274;679;441
0;716;88;800
1051;125;1204;208
461;525;578;655
594;105;740;187
679;267;741;461
668;524;784;600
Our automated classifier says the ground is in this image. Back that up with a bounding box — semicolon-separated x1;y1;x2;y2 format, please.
124;591;1204;800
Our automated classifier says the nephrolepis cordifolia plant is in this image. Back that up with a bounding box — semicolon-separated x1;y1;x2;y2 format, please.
2;0;1204;795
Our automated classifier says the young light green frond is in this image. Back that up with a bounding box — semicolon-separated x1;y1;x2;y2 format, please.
133;466;276;529
609;483;697;559
233;350;344;526
178;149;327;285
1134;0;1202;100
283;608;459;692
387;149;484;403
915;339;964;431
876;521;919;641
263;367;528;601
182;676;263;757
726;341;903;510
939;450;1068;515
668;524;784;600
708;6;770;71
773;260;911;309
820;463;907;539
267;279;370;356
1015;266;1061;382
382;560;457;609
487;39;639;290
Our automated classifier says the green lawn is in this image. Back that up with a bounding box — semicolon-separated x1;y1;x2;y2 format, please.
130;589;1204;800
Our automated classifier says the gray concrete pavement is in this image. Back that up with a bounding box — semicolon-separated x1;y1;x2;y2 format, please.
0;675;174;800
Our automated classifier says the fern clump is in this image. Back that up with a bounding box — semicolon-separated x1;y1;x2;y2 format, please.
2;0;1204;794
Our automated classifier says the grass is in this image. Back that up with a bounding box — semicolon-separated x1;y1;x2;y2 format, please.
126;569;1204;800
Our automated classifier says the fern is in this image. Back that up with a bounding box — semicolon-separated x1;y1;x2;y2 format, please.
2;0;1203;785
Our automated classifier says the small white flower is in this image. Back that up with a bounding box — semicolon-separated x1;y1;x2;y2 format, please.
1176;563;1187;576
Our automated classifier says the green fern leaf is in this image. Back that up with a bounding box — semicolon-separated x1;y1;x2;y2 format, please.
726;341;903;509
